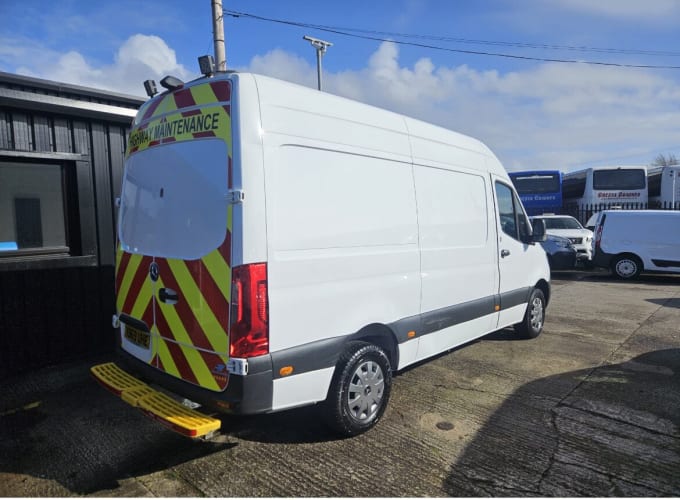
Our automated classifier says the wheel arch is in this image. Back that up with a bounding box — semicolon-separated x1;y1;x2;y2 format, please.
535;278;551;307
347;323;400;371
615;252;643;265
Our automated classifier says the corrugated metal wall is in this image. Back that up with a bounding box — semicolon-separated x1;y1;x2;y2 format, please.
0;111;130;263
0;74;144;378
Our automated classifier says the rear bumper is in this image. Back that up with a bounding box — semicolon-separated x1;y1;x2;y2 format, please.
592;248;613;269
115;347;274;415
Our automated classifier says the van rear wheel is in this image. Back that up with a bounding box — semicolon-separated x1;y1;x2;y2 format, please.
612;254;642;280
514;288;545;339
324;341;392;437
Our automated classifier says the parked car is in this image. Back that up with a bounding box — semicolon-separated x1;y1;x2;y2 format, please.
530;215;593;262
540;234;577;270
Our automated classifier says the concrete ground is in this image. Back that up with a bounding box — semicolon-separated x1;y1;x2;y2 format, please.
1;271;679;496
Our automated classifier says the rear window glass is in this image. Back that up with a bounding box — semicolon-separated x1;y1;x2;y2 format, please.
593;169;645;190
511;174;560;194
119;139;228;260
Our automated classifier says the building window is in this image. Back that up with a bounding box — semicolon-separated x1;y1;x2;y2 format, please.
0;161;71;255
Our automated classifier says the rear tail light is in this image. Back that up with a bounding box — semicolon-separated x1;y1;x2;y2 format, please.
595;225;603;249
229;263;269;358
594;215;605;249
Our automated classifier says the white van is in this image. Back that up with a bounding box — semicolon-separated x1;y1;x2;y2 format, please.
91;69;550;438
592;210;680;279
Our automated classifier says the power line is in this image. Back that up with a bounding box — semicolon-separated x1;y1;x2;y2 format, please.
225;10;680;70
231;11;680;57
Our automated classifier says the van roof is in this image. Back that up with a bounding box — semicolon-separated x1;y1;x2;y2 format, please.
246;72;506;176
602;210;680;215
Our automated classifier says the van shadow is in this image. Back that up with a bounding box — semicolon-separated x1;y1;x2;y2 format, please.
647;297;680;309
0;358;341;495
0;359;236;496
217;405;339;445
581;272;680;286
443;349;680;496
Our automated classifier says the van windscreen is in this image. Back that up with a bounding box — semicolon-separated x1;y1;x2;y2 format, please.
118;139;228;260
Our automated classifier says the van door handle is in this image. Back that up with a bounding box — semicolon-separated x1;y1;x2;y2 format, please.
501;249;511;258
159;287;179;305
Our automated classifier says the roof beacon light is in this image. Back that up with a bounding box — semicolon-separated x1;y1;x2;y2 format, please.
143;79;158;98
199;55;216;77
159;75;184;92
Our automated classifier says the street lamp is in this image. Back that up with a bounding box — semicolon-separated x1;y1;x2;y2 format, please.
303;35;332;91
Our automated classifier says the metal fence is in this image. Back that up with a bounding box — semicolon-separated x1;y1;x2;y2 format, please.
562;201;680;226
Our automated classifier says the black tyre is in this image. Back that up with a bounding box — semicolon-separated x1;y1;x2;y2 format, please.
324;341;392;437
514;288;546;339
612;254;642;280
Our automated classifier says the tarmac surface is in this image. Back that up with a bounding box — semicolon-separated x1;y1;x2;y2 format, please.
1;270;679;496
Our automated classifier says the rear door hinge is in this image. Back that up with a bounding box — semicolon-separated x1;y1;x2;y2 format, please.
226;190;244;204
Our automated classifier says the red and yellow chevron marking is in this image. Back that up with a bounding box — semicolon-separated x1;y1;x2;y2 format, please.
115;248;154;327
114;233;233;391
154;235;232;391
126;80;232;156
117;78;234;392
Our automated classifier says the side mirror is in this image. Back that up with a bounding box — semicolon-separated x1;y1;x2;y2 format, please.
531;219;547;242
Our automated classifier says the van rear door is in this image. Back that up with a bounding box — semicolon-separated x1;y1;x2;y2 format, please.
117;81;235;391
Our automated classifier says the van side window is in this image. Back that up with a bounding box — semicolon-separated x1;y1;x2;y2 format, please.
495;181;530;241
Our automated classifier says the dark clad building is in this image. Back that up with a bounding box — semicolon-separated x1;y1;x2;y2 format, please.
0;71;145;378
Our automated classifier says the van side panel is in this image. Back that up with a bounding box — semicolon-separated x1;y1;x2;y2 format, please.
254;77;421;405
264;145;420;351
412;164;499;360
272;367;335;410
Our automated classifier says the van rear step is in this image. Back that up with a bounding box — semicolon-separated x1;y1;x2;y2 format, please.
91;362;221;438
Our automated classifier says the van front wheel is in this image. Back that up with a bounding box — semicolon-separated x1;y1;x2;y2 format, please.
514;288;545;339
324;342;392;437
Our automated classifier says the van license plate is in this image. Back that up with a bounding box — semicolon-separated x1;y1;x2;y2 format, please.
124;325;150;349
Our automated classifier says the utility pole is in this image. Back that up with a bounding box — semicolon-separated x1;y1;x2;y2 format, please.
212;0;227;71
303;36;332;91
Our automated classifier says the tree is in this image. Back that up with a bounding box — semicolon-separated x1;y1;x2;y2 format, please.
650;153;679;167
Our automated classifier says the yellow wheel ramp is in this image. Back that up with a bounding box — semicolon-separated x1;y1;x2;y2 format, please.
91;362;221;438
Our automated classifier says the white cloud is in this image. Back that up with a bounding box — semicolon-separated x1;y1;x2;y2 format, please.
242;42;680;171
246;48;316;89
3;34;679;171
3;34;194;96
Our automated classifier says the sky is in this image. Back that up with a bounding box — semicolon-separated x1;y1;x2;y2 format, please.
1;0;680;172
